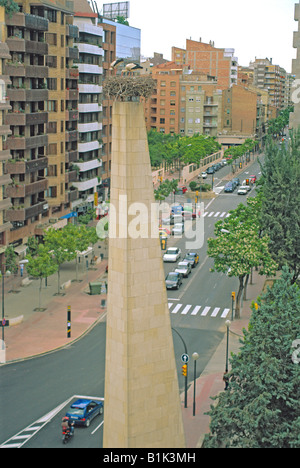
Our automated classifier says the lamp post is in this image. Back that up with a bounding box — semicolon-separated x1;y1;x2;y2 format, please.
224;320;231;390
172;327;188;408
192;352;199;416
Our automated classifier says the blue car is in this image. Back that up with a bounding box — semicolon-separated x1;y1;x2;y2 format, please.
224;182;235;193
65;399;104;427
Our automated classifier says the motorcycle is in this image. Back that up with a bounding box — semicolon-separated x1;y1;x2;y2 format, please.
62;427;74;444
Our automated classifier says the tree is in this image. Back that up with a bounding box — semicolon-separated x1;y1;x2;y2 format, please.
26;245;58;310
208;198;277;317
44;227;77;295
0;0;19;17
259;134;300;283
203;267;300;448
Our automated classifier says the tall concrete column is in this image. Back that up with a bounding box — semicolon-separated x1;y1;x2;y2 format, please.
103;101;185;448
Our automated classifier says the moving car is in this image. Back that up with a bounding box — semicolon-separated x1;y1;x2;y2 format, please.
172;223;184;236
65;399;103;427
206;167;215;174
249;175;257;183
237;186;248;195
163;247;181;262
183;252;199;268
165;271;182;290
175;261;192;278
198;171;207;179
224;182;235;193
232;177;240;188
162;214;183;225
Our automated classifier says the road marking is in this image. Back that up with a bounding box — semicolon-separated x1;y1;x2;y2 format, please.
214;212;220;217
211;307;220;317
201;306;211;316
191;305;201;316
91;420;104;435
220;212;226;217
171;304;182;314
221;308;230;318
181;304;192;315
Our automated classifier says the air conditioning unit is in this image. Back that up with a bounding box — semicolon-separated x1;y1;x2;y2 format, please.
49;218;58;223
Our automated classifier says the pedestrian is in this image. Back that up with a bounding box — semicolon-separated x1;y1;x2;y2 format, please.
20;263;24;277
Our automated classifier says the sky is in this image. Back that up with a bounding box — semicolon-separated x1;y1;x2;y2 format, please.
98;0;298;73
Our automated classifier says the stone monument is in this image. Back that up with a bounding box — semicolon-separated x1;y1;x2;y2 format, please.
102;78;185;448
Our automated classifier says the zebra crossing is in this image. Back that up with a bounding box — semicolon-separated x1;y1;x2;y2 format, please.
202;211;230;219
168;302;231;319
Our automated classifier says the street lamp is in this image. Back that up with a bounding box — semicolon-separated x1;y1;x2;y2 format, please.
224;320;231;390
172;327;188;408
192;352;199;416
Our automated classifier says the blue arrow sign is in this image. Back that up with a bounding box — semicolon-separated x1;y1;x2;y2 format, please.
181;353;189;363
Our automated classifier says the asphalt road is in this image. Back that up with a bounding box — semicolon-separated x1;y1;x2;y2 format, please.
0;156;263;448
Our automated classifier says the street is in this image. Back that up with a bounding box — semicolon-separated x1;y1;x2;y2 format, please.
0;156;263;448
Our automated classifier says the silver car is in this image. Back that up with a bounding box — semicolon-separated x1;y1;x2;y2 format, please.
175;261;192;278
163;247;182;262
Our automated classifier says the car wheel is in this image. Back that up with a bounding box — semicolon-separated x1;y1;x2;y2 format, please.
100;406;103;415
85;419;90;427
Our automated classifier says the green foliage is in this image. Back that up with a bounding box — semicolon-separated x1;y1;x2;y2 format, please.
147;130;220;168
208;197;277;317
267;106;293;136
203;267;300;448
154;179;178;201
259;132;300;283
116;15;129;26
4;245;18;275
224;138;257;159
0;0;19;17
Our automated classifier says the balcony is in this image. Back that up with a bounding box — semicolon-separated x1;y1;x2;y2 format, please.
6;38;48;55
66;109;79;121
65;130;78;142
6;178;48;198
66;88;79;100
65;170;78;184
5;13;48;31
78;63;103;75
7;88;48;102
78;121;102;133
6;157;48;174
5;134;48;150
6;199;48;222
78;103;102;114
65;150;78;163
73;177;98;192
66;68;79;80
5;111;48;126
66;47;79;60
77;159;102;173
5;64;48;79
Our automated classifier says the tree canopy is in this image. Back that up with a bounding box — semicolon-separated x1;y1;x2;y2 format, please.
203;267;300;448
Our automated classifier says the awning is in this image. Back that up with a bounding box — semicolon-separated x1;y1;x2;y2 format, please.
14;245;27;255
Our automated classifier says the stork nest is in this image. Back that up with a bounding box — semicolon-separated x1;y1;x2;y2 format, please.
103;75;156;101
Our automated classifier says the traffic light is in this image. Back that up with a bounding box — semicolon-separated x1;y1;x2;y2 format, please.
182;364;187;377
231;291;235;301
246;179;249;186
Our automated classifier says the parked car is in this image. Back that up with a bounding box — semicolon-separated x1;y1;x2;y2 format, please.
183;252;199;268
162;214;183;225
175;261;192;278
249;175;257;183
163;247;181;262
221;159;227;166
172;223;184;236
65;399;103;427
175;186;188;195
206;167;215;174
224;182;235;193
198;171;207;179
165;271;183;290
237;186;248;195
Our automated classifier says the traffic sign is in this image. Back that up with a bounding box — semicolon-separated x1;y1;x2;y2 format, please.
181;353;189;363
1;319;9;327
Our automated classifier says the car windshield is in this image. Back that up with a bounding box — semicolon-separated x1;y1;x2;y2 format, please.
166;249;177;254
185;254;193;259
167;273;178;279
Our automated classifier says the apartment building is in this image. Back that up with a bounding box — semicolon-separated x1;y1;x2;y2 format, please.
144;62;223;137
73;0;104;209
172;39;238;89
4;7;50;244
0;6;12;265
1;0;81;246
250;58;289;111
219;85;257;147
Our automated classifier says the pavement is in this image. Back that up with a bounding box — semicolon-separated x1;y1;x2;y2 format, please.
1;153;267;448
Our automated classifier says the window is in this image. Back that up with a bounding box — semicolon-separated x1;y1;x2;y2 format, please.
46;56;57;68
170;100;175;106
47;122;57;133
171;81;176;87
48;143;57;155
160;118;165;124
47;100;57;112
160;81;166;87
